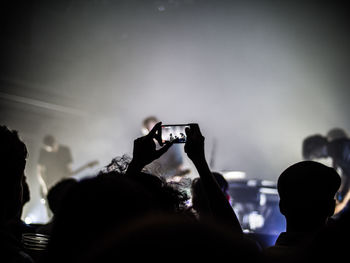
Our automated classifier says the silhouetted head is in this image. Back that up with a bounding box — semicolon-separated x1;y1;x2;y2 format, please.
47;178;78;215
46;172;151;263
105;155;190;213
46;169;191;263
126;171;189;214
0;125;28;224
277;161;340;229
326;128;348;142
191;173;230;217
190;177;206;214
302;134;328;160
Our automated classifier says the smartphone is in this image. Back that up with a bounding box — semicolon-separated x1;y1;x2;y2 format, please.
161;124;190;143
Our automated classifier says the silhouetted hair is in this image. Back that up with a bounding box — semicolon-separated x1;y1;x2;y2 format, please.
104;156;190;212
302;134;327;159
125;171;189;213
104;154;132;174
190;177;209;214
0;125;28;175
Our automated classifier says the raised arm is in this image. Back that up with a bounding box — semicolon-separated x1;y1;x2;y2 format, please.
127;122;174;175
185;123;242;234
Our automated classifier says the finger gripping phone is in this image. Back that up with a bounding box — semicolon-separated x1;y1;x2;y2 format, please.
161;124;190;143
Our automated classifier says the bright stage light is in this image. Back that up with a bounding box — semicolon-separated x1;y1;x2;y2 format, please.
222;171;246;180
25;216;33;225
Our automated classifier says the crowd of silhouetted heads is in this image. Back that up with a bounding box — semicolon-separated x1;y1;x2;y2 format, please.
1;123;350;263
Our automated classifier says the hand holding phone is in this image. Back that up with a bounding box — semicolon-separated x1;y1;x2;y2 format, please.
184;123;205;161
132;122;173;168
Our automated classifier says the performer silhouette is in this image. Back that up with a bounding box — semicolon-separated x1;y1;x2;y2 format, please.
37;134;98;217
302;128;350;214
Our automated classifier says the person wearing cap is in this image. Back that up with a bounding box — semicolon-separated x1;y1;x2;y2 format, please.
263;161;341;263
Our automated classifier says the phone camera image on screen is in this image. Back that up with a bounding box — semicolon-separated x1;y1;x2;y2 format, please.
161;124;189;144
